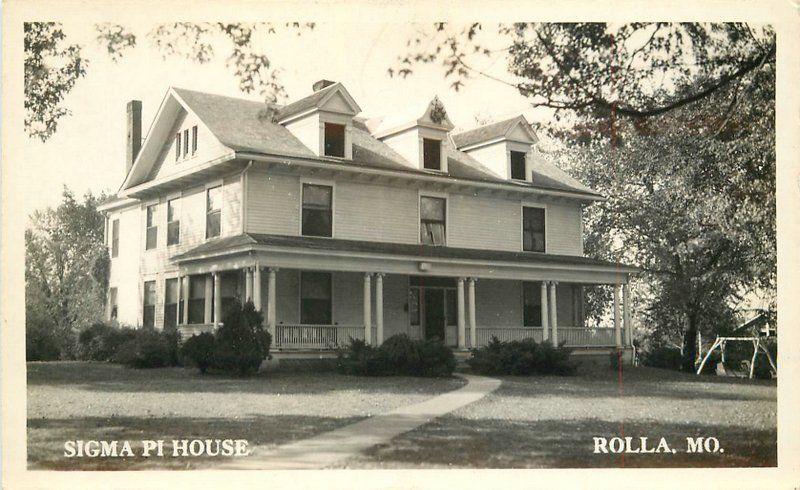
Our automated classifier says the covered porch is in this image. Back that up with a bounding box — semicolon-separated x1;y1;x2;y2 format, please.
170;234;637;353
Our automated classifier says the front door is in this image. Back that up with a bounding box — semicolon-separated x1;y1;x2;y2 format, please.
424;289;446;342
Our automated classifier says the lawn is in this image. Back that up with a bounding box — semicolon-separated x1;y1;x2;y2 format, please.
27;361;465;470
341;365;777;469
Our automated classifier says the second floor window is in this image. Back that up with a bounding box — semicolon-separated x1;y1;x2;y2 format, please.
420;196;446;246
111;219;119;258
423;138;441;170
167;198;180;245
145;204;157;250
324;123;345;157
206;186;221;239
143;280;156;328
302;184;332;237
510;151;526;180
523;206;545;252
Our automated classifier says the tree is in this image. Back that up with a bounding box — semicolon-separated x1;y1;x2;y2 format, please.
26;188;109;359
395;23;775;368
24;22;314;141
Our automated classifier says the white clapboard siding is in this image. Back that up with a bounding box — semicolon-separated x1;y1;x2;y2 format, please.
107;205;142;327
246;170;301;236
448;193;521;251
546;201;583;256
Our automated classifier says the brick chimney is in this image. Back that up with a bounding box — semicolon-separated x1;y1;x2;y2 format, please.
126;100;142;174
312;79;336;92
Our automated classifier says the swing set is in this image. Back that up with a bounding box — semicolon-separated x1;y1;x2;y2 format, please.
696;336;777;379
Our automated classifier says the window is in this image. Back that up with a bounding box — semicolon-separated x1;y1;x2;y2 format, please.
522;282;542;327
145;204;157;250
175;132;181;160
183;128;189;156
301;184;332;237
511;151;526;180
300;272;332;325
111;219;119;258
324;122;345;157
206;186;222;239
143;281;156;328
192;125;198;154
164;278;180;330
108;287;118;321
167;198;180;245
423;138;441;170
188;275;206;324
420;196;446;246
522;206;545;252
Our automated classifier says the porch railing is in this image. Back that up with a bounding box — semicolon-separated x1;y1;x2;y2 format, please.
473;327;624;348
274;324;367;350
178;323;216;341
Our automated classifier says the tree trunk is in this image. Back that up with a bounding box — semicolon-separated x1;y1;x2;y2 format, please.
681;314;698;372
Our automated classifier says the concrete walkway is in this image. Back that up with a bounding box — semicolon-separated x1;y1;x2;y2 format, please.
220;373;501;469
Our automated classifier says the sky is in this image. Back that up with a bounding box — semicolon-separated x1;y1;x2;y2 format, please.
21;22;553;219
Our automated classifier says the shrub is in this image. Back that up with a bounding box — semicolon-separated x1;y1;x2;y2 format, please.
209;301;271;376
641;345;683;371
26;322;62;361
180;332;216;374
336;334;456;377
77;322;137;361
467;337;576;376
112;328;179;368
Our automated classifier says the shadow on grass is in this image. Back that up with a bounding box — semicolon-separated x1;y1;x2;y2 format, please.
27;362;465;396
356;417;777;469
28;414;363;470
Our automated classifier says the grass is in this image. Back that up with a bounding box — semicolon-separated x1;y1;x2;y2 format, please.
27;361;465;470
341;365;777;469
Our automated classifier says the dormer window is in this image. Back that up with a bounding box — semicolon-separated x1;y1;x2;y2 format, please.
423;138;442;171
510;151;527;180
324;123;346;158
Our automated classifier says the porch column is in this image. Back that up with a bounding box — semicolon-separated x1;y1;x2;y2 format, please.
253;264;262;312
182;276;189;324
204;275;213;324
213;272;222;327
363;273;372;345
540;281;549;341
623;282;632;346
549;281;558;345
457;277;466;349
267;268;277;337
613;283;622;347
375;273;384;345
467;278;477;348
245;267;254;302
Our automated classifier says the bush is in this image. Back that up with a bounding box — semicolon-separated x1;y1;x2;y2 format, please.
180;332;216;374
336;334;456;377
26;322;62;361
112;328;179;369
467;337;576;376
640;345;683;371
77;322;137;361
210;301;271;376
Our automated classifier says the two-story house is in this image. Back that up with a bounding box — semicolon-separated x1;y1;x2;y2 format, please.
98;80;638;361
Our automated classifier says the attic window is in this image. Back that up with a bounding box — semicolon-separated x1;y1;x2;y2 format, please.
324;123;345;158
423;138;441;171
510;151;526;180
175;133;181;161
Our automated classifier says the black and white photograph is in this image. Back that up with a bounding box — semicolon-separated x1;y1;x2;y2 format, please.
2;1;799;488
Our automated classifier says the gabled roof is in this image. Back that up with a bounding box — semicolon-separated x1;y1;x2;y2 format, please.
452;115;538;149
275;82;361;123
122;87;600;200
367;96;455;138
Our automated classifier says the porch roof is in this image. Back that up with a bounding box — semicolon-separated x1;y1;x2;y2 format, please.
171;233;638;272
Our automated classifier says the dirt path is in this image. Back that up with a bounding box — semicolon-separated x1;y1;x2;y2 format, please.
219;373;501;469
